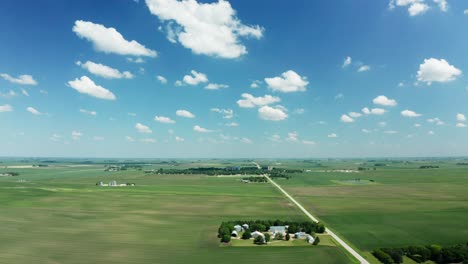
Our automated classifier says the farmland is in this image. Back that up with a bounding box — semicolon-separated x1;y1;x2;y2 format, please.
0;159;354;264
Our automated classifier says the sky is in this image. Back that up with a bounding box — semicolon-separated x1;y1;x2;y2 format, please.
0;0;467;158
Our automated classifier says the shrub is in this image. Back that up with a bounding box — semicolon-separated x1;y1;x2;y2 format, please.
373;249;394;264
241;231;252;240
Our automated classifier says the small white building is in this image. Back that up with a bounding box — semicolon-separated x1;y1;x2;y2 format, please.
109;180;118;186
242;224;249;230
269;226;286;236
251;231;265;238
231;230;238;237
295;232;307;239
234;225;243;232
306;235;315;244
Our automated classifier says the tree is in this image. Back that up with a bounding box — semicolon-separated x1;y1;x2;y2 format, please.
254;236;265;245
372;249;394;264
285;233;290;241
220;234;231;243
275;233;284;240
264;233;271;243
242;231;252;240
313;236;320;245
316;223;326;233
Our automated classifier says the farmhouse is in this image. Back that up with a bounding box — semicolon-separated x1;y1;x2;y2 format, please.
251;231;264;238
294;232;307;239
97;181;135;187
269;226;286;236
234;225;243;232
242;224;249;230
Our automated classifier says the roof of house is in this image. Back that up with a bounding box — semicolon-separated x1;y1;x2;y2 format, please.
269;226;286;232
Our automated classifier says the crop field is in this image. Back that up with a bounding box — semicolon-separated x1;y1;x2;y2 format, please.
0;160;354;264
269;159;468;263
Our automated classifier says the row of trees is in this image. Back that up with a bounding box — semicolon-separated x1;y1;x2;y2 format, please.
241;176;267;183
149;167;298;179
373;243;468;264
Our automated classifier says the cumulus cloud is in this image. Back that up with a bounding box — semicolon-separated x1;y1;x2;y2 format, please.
258;105;288;121
427;117;444;125
408;2;430;16
240;137;253;144
237;93;280;108
433;0;448;11
145;0;263;58
389;0;430;16
456;123;467;128
175;136;185;142
456;113;466;122
362;107;386;115
0;104;13;112
157;75;168;84
68;76;116;100
226;122;239;127
0;73;37;85
341;114;354;123
73;20;157;57
72;131;83;140
193;125;213;133
136;123;152;133
176;109;195;118
357;65;371;72
205;83;229;90
127;57;145;63
26;107;42;115
211;108;234;119
265;70;308;93
250;80;261;88
342;56;352;68
362;129;372;133
286;132;299;142
0;90;17;98
349;112;362;118
181;70;208;85
373;95;397;106
79;109;97;116
401;109;422;117
76;61;133;79
417;58;462;84
328;133;338;138
126;136;135;142
154;116;176;124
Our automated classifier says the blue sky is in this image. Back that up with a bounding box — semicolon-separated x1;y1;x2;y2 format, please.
1;0;467;158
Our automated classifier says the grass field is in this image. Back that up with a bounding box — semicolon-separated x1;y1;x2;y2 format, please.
0;161;355;264
269;159;468;263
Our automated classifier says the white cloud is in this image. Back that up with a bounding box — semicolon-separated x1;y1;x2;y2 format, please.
193;125;213;133
335;93;344;100
268;134;281;142
358;65;371;72
401;109;422;117
93;136;104;141
341;114;354;123
237;93;281;108
127;57;145;63
258;105;288;121
154;116;176;124
140;138;156;143
76;61;133;79
286;132;299;142
427;117;444;125
328;133;338;138
128;112;137;117
265;70;308;93
349;112;362;118
182;70;208;85
68;76;116;100
0;90;17;98
250;80;261;88
157;75;168;84
342;56;352;68
417;58;462;84
408;2;430;16
294;108;305;114
79;109;97;116
226;122;239;127
378;121;387;128
414;123;422;127
21;89;29;97
145;0;263;59
126;136;135;142
0;73;37;85
428;130;435;135
373;95;397;106
456;113;466;122
26;107;42;115
73;20;156;57
433;0;447;11
211;108;234;119
240;137;253;144
174;80;183;86
72;131;83;140
50;134;62;142
456;123;467;128
136;123;152;133
384;130;399;134
362;107;386;115
362;129;372;133
464;9;468;14
40;90;48;95
175;136;185;142
176;109;195;118
302;140;316;145
205;83;229;90
0;104;13;112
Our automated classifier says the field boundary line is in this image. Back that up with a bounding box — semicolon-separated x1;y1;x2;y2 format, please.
264;174;370;264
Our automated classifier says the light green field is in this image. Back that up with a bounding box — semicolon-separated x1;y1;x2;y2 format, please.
0;161;355;264
270;159;468;263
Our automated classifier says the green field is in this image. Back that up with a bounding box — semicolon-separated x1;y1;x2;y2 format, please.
270;159;468;263
0;161;354;264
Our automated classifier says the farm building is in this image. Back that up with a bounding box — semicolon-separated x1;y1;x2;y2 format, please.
294;232;307;239
234;225;243;232
109;180;118;186
242;224;249;230
231;230;238;237
306;235;315;244
269;226;286;236
251;231;264;238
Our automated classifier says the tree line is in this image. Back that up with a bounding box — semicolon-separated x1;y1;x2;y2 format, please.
373;243;468;264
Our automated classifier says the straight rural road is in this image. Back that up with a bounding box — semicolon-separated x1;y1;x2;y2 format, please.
264;173;370;264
